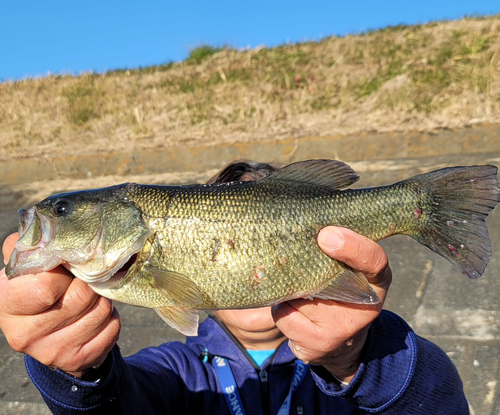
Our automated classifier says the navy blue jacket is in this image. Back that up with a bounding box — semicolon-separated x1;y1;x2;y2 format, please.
25;310;468;414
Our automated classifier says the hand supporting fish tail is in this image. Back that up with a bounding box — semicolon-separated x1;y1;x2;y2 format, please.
272;226;391;383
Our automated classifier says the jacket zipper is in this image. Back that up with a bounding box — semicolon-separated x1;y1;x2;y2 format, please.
259;367;269;413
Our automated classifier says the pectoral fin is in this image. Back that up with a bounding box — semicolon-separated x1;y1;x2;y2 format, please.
155;306;200;336
147;267;203;307
315;267;380;304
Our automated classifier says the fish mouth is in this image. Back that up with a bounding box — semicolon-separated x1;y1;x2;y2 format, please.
6;208;62;279
68;250;141;288
6;201;152;283
113;253;138;279
18;207;54;248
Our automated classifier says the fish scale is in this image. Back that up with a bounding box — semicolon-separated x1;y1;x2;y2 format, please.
125;181;433;309
6;160;499;335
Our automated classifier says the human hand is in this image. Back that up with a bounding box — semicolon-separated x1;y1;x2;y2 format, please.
0;233;121;377
272;226;392;383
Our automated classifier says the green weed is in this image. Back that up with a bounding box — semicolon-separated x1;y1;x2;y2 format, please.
61;76;103;125
187;46;224;65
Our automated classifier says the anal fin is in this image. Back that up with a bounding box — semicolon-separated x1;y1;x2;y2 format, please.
155;306;200;336
314;267;380;304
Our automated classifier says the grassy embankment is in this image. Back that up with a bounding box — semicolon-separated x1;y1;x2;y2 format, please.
0;16;499;161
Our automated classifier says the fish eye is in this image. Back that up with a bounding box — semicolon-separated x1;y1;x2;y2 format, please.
53;200;71;216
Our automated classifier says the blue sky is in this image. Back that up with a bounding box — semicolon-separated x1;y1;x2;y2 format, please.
1;1;499;81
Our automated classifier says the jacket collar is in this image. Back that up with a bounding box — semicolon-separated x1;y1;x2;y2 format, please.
186;315;296;368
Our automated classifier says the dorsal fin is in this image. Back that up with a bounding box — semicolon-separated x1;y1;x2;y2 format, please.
261;159;359;189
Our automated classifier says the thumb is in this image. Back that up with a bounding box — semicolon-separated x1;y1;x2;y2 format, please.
317;226;392;287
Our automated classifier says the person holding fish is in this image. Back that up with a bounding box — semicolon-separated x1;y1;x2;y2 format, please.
1;158;494;414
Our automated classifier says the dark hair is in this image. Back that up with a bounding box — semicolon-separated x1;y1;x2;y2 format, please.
207;160;282;184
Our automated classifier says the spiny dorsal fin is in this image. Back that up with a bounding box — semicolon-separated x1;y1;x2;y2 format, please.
261;159;359;189
154;306;200;336
314;266;380;304
147;267;203;307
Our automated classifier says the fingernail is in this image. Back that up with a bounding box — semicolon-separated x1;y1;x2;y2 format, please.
319;228;344;251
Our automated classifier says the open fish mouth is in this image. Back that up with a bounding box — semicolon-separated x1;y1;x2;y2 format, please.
114;253;138;277
18;207;53;248
6;205;149;284
6;207;63;278
90;252;140;286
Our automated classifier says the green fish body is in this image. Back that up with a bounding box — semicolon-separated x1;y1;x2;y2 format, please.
6;160;499;335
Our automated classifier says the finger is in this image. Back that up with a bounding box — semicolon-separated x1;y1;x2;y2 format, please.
318;227;391;283
272;300;372;369
69;307;121;371
24;306;121;372
273;299;376;338
0;267;74;315
279;297;380;323
1;279;102;351
271;302;350;363
66;297;117;343
30;279;101;335
21;297;115;359
3;233;19;264
272;301;320;343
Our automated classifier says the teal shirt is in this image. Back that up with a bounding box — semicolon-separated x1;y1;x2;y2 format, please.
246;349;275;367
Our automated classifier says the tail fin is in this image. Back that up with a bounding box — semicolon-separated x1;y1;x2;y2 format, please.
410;165;499;279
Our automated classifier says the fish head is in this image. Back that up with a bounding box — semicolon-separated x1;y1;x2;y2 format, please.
6;184;152;283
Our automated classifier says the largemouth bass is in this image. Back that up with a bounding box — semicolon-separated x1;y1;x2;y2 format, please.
6;160;499;335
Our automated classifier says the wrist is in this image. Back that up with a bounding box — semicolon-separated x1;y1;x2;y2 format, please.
63;353;113;382
322;329;369;383
323;355;362;383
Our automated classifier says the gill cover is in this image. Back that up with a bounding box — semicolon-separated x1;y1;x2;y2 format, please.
6;184;152;283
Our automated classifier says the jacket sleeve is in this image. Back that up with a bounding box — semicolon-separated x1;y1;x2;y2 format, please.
24;341;217;414
310;310;469;414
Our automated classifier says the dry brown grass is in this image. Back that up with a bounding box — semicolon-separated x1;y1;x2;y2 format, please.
1;16;499;162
